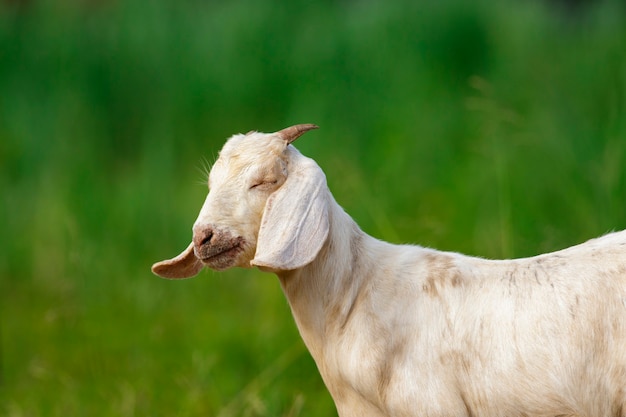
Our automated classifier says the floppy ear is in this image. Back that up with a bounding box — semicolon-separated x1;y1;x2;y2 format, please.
251;158;329;271
152;242;204;279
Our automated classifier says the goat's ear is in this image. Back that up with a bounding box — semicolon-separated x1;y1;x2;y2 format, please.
251;160;329;271
152;242;204;279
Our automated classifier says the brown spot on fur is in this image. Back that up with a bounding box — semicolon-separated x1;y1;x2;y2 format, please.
459;391;476;417
328;226;368;332
422;253;463;297
341;284;369;331
377;337;406;404
350;231;364;277
451;272;462;287
439;350;472;374
422;277;439;297
610;367;626;416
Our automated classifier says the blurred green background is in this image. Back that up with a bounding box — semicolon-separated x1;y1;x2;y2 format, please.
1;0;625;415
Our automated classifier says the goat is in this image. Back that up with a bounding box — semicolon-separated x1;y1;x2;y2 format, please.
152;124;626;417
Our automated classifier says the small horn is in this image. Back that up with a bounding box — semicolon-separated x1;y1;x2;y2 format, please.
276;124;319;144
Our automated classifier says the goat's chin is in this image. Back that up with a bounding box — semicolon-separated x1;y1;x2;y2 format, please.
204;261;235;271
201;251;241;271
201;247;252;271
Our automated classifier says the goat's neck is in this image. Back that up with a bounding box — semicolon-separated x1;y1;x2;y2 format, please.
276;195;384;358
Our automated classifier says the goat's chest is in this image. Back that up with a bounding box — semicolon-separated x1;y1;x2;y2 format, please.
318;324;427;413
318;331;476;417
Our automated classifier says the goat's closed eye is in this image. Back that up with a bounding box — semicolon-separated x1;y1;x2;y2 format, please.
250;179;278;191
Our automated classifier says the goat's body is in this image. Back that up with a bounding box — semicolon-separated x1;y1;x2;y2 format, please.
279;192;626;417
153;126;626;417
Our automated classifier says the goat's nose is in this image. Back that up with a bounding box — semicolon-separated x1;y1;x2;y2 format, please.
193;225;214;248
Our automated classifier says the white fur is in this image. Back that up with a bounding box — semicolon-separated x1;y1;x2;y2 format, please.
153;126;626;417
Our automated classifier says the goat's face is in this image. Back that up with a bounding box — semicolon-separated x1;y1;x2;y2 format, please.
192;132;291;270
152;124;329;279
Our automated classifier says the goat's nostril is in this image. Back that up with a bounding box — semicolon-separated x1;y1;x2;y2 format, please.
201;233;213;246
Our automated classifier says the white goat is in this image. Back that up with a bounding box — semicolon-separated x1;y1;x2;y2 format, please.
152;124;626;417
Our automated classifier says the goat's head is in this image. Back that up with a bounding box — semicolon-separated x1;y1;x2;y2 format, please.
151;124;330;279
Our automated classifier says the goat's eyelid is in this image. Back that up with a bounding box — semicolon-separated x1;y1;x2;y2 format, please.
250;179;278;191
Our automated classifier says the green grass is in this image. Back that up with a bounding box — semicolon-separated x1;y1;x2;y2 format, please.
1;0;625;415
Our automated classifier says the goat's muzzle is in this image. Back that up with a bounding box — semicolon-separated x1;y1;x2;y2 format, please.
192;225;245;271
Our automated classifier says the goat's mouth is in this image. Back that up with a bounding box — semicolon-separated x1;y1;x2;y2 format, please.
196;241;244;271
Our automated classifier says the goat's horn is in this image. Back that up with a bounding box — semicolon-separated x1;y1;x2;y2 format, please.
277;124;319;144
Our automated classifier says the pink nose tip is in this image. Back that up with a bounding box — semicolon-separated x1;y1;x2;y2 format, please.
193;225;214;248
